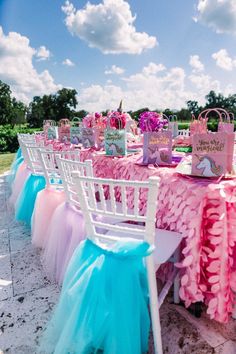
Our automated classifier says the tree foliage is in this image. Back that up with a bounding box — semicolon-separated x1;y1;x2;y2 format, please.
27;88;78;127
0;80;27;127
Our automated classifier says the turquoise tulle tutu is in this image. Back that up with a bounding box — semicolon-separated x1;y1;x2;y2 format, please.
15;174;46;227
15;147;22;159
6;153;24;186
39;238;153;354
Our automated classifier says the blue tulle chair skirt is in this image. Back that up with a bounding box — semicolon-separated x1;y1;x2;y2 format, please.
15;174;46;227
15;147;22;159
6;154;24;186
39;238;152;354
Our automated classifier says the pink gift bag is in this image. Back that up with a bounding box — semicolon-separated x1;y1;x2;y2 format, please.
190;113;208;136
218;110;234;133
192;108;234;177
58;119;71;143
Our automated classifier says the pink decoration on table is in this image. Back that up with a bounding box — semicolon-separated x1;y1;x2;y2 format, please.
107;111;127;130
139;111;168;132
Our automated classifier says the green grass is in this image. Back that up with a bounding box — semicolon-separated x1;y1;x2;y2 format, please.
0;153;15;175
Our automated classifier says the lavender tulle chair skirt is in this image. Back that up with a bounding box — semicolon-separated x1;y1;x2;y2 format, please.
41;202;85;284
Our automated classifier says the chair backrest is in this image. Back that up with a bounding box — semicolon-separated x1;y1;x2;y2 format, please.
38;150;63;188
17;133;36;143
57;157;93;207
20;144;44;175
72;174;160;244
177;129;190;137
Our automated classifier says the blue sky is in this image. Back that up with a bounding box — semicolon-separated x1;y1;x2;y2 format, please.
0;0;236;111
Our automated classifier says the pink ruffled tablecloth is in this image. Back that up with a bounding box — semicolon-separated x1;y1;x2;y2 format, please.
80;149;236;323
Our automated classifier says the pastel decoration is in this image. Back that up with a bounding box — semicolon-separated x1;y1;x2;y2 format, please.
15;174;46;227
39;239;151;354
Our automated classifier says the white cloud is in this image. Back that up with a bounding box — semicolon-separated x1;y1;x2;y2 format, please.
62;58;75;66
79;61;234;112
105;65;124;75
36;45;51;61
0;27;61;103
61;0;157;54
212;49;236;70
142;62;166;75
189;55;204;72
188;73;220;104
79;63;194;111
196;0;236;35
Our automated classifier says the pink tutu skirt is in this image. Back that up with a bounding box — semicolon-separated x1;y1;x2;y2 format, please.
41;202;86;284
9;162;30;207
32;188;66;249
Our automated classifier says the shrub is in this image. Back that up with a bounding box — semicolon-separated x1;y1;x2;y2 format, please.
0;125;41;153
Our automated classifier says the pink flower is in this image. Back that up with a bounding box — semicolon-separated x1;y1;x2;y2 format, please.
107;111;126;129
139;111;168;132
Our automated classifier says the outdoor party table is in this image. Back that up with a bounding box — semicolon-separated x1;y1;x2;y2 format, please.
79;148;236;324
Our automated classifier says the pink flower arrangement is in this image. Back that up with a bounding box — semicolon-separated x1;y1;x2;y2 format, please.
139;111;168;132
107;111;126;130
83;112;107;129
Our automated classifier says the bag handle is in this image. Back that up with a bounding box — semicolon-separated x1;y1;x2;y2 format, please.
198;108;230;123
71;117;81;127
107;113;123;130
169;114;177;122
59;118;70;127
43;119;56;127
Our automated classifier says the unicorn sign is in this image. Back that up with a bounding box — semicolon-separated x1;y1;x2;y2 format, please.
192;132;234;177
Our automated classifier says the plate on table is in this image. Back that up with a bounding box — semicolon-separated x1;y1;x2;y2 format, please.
175;158;236;180
135;155;183;167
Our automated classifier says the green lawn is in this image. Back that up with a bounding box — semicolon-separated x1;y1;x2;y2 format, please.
0;153;15;175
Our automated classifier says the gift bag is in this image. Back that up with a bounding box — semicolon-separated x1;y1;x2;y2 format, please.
58;119;71;143
143;130;172;165
47;126;58;140
96;128;105;149
105;116;127;156
43;120;57;139
81;128;96;148
190;113;208;136
168;115;178;138
70;117;82;145
192;131;234;177
218;110;234;133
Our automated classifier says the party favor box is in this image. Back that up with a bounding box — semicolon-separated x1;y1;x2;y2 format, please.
143;130;172;165
191;132;234;177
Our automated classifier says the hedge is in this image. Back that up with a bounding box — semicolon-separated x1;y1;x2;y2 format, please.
0;126;41;153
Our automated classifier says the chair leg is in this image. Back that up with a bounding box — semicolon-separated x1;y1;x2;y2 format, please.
174;272;180;304
173;246;181;304
146;256;163;354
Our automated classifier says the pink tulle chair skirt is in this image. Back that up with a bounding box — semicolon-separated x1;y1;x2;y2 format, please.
41;202;85;285
9;162;30;207
32;188;66;249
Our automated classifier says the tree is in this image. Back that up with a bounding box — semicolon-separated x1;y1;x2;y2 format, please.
0;80;13;125
10;98;27;127
187;100;201;117
55;88;78;120
176;108;191;121
27;88;78;127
